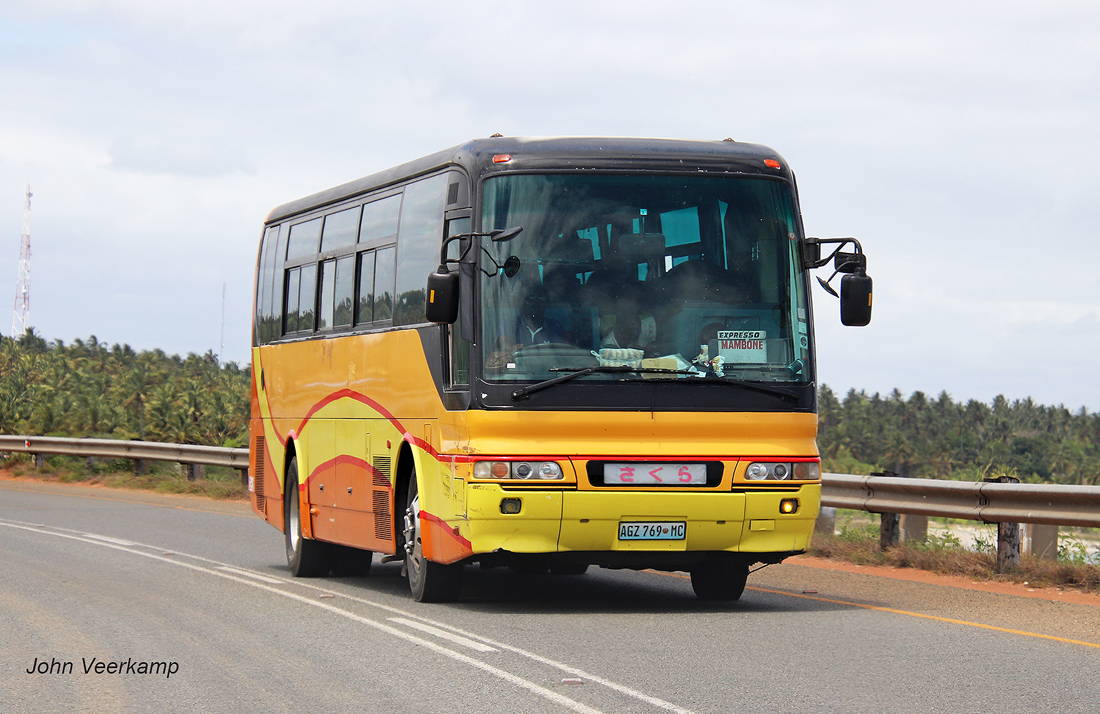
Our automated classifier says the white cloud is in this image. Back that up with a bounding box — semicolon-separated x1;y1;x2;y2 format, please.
0;0;1098;405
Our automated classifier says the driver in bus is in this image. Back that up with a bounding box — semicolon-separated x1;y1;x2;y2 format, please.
514;290;568;347
487;287;569;369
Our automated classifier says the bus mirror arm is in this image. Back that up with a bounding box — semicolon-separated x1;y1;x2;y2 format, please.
802;236;863;271
804;237;873;327
427;227;525;323
439;226;523;267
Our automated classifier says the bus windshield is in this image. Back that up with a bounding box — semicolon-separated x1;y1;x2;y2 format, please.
479;173;812;388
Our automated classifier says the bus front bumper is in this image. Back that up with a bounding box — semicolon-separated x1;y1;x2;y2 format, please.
461;483;820;560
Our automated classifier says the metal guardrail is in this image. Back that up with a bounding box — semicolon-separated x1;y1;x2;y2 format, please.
822;472;1100;529
3;435;1097;529
0;434;248;473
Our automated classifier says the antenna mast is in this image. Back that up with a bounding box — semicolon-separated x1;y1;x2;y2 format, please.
12;184;31;338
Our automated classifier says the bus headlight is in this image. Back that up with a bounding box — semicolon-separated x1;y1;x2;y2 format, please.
473;460;564;480
744;462;820;481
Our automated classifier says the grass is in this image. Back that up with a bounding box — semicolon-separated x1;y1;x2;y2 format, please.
1;452;248;500
810;518;1100;595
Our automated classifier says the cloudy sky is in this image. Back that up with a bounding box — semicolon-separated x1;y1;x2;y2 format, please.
1;1;1098;409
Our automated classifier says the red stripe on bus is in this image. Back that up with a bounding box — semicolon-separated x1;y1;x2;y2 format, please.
419;509;473;550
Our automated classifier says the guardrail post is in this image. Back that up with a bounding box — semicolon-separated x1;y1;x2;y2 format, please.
997;522;1021;571
815;506;836;536
238;468;248;489
872;470;902;549
984;475;1021;571
879;513;900;550
1022;523;1058;560
184;463;204;481
900;514;928;543
134;458;147;476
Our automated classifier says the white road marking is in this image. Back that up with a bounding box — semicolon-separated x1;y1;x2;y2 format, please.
387;617;498;652
216;565;285;584
2;516;699;713
81;533;135;546
1;520;612;714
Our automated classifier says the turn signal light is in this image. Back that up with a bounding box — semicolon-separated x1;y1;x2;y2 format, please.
744;461;820;481
779;498;799;514
473;460;564;480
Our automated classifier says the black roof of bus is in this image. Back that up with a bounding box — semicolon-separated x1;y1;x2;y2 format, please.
265;136;791;225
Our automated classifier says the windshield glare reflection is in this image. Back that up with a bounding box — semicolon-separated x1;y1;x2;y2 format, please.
479;173;811;386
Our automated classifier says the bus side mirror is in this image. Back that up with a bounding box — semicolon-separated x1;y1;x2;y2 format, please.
425;269;459;324
840;273;873;326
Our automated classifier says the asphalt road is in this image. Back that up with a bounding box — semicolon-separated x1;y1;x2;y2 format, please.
2;478;1098;714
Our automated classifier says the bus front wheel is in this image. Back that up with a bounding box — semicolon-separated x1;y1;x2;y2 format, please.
285;456;333;577
402;477;462;602
690;560;748;601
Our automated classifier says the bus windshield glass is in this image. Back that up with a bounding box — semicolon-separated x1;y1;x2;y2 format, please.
479;173;811;387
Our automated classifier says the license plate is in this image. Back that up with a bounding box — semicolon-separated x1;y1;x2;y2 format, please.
604;463;707;485
618;522;686;540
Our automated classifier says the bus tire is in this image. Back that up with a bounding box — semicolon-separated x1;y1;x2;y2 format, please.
403;476;462;602
285;456;333;577
690;560;748;601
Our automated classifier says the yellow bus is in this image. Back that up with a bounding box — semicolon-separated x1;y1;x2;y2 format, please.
249;137;872;602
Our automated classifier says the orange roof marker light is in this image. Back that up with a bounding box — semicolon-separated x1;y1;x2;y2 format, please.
764;159;781;169
492;154;512;164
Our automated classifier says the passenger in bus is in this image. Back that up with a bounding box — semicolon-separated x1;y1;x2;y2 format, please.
580;259;657;353
598;301;656;351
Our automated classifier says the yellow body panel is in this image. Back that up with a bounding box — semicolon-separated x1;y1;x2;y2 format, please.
249;330;821;565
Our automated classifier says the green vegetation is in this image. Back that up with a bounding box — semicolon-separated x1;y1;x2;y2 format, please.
0;330;249;446
810;519;1100;593
3;453;247;499
818;385;1100;484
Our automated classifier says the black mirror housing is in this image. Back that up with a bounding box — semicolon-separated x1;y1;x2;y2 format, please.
800;239;821;270
840;273;873;326
834;251;866;274
425;270;459;324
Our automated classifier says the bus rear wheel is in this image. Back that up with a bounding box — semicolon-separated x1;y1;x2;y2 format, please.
402;477;462;602
285;456;334;577
690;560;748;601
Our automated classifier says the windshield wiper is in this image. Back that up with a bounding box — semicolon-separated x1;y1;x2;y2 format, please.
510;366;805;402
703;379;805;402
510;366;693;401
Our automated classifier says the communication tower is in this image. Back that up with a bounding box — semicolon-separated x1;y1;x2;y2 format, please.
11;184;31;337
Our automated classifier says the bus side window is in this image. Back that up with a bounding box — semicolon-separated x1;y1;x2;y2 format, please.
446;217;472;387
269;225;288;340
320;206;360;253
318;260;336;329
356;251;376;325
374;247;395;322
255;226;275;345
394;174;448;325
333;256;354;328
284;268;301;334
359;195;401;245
286;217;322;260
298;264;317;332
317;257;355;330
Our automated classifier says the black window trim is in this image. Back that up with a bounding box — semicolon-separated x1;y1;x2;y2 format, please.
263;169;464;344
